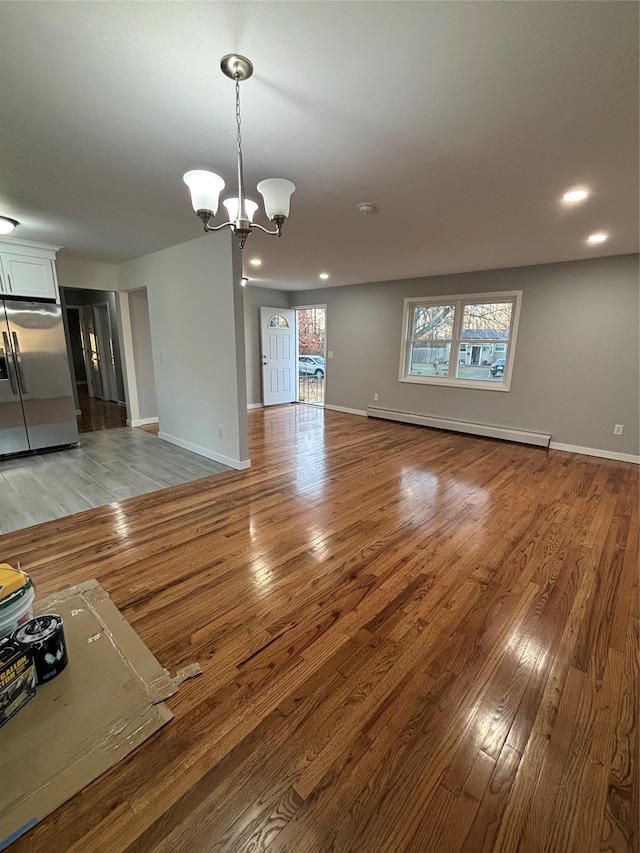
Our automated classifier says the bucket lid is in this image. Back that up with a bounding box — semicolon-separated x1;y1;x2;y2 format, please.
0;564;28;599
0;567;34;612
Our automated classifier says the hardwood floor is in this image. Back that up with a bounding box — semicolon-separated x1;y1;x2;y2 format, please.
1;406;637;852
75;383;159;435
137;422;160;436
76;384;127;433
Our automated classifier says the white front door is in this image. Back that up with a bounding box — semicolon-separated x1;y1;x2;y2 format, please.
260;307;295;406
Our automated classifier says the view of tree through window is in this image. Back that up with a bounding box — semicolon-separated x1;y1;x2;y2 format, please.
298;308;325;356
401;293;521;389
412;305;455;339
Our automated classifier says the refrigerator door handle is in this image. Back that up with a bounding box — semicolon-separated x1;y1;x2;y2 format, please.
11;331;28;394
2;332;19;396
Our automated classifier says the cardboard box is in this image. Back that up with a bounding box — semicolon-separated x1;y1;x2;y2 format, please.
0;580;178;850
0;637;36;728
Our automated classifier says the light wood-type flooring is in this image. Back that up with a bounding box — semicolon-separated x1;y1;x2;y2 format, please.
2;405;638;853
0;427;229;534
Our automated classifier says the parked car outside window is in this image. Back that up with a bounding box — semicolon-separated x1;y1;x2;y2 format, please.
298;355;325;378
490;358;506;376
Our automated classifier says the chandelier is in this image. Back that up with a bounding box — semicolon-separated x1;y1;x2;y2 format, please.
183;55;295;249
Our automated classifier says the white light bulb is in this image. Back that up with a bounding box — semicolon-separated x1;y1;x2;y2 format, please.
562;189;589;203
587;232;608;244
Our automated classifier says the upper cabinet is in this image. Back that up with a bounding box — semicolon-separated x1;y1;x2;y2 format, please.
0;238;61;301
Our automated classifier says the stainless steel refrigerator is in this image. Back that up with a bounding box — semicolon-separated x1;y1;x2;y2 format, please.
0;299;79;456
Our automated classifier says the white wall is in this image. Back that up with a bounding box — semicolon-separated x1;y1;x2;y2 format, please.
128;289;157;421
291;254;640;460
56;256;119;292
118;233;249;469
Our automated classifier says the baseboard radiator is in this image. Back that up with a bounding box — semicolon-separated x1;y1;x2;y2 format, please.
366;406;551;448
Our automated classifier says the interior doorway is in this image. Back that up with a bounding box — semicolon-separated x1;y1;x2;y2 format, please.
296;306;326;407
62;290;128;434
66;303;119;402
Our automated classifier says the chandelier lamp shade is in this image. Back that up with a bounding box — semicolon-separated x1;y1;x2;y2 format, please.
223;197;258;223
183;55;296;249
0;217;19;235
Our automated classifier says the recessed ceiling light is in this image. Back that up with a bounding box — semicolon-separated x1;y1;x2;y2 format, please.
562;188;589;203
249;258;262;267
587;232;608;244
0;216;19;235
319;273;330;280
357;202;378;215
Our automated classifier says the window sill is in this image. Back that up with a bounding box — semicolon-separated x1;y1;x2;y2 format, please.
399;375;511;392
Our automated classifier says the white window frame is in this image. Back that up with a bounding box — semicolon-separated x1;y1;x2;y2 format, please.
399;290;522;392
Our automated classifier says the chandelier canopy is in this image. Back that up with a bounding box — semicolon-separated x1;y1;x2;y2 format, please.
183;55;296;249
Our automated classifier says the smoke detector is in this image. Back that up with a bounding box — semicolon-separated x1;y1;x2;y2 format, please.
357;202;378;215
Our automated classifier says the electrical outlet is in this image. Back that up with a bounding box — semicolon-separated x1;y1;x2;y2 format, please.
373;393;379;401
613;424;624;435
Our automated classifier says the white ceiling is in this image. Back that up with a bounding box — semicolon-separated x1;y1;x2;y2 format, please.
0;1;637;291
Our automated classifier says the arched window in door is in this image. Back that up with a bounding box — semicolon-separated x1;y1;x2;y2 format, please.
268;315;290;329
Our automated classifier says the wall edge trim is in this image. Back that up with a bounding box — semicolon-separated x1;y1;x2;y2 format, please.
548;441;639;464
325;404;367;417
127;417;159;427
158;431;251;470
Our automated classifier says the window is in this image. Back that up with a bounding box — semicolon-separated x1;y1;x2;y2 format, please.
399;291;521;390
268;314;290;329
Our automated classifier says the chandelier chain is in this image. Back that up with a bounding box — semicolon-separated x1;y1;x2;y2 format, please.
235;75;243;157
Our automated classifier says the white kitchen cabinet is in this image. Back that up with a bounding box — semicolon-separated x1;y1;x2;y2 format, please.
0;238;61;301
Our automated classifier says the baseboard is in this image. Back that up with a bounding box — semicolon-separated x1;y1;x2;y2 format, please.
363;406;638;462
247;403;263;410
127;417;159;427
325;404;367;417
549;442;639;464
367;406;551;448
157;431;251;470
